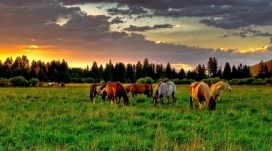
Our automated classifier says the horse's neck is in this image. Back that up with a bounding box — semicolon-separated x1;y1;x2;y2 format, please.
215;83;224;90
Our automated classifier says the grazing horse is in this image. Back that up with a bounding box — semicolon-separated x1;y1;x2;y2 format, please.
38;81;43;87
90;83;107;103
125;84;135;93
7;82;14;87
0;82;5;87
210;81;232;101
106;81;129;106
130;84;153;97
48;82;55;87
61;82;65;87
153;82;176;107
190;81;216;110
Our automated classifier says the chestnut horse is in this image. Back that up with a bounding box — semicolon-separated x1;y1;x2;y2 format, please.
90;83;107;103
190;81;216;110
106;81;129;106
38;81;43;87
130;84;153;97
153;81;176;107
125;84;134;93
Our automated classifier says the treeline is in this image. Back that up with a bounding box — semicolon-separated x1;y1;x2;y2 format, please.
250;60;272;78
0;55;270;84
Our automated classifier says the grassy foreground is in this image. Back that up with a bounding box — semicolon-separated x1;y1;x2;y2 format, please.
0;84;271;150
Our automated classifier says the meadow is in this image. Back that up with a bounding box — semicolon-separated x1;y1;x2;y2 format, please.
0;84;271;151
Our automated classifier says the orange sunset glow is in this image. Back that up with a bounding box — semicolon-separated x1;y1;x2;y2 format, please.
0;0;271;69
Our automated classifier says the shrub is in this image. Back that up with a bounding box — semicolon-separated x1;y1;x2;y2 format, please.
29;78;39;87
136;77;154;84
100;80;105;85
9;76;29;87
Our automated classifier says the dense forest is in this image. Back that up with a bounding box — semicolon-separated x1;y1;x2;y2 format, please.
1;55;269;84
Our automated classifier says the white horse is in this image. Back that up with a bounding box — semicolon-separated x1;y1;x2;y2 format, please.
48;82;55;87
190;81;216;110
210;81;232;101
153;81;176;107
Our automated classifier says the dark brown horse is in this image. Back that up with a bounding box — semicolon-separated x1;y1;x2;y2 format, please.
0;82;5;87
106;81;129;106
130;84;153;97
61;82;65;87
38;81;43;87
90;83;107;103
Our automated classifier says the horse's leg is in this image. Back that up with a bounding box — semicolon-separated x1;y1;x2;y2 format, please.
161;97;165;106
153;98;157;107
172;93;176;104
190;96;194;108
198;100;202;109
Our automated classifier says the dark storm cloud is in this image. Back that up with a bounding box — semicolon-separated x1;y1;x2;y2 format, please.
107;5;148;16
110;17;124;24
58;0;272;29
123;24;174;32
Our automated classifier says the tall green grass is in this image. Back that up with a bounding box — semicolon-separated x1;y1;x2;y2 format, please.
0;85;271;150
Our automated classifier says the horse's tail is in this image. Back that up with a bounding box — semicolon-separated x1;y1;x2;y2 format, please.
150;84;153;97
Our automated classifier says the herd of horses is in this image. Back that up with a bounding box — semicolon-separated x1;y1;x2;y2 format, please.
90;80;232;110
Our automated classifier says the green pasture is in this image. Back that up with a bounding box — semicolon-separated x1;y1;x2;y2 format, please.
0;84;271;150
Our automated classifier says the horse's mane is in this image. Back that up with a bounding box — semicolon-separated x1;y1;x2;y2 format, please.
116;81;128;95
154;81;163;96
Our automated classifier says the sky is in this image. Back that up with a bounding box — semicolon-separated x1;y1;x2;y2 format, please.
0;0;272;71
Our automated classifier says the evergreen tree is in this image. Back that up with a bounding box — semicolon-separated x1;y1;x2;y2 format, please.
114;62;126;82
135;61;143;80
257;60;264;78
155;63;164;80
231;65;238;79
90;61;100;82
223;62;231;80
165;62;171;79
126;63;136;83
177;68;186;79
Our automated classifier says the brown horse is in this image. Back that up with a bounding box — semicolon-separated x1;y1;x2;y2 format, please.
61;82;65;87
106;81;129;106
130;84;153;97
7;82;14;87
125;84;135;93
90;83;107;103
0;82;5;87
38;81;43;87
190;81;216;110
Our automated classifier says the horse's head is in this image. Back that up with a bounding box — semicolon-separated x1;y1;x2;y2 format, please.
225;82;232;92
208;97;216;110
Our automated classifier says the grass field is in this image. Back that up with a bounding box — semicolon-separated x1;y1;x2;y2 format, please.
0;84;271;150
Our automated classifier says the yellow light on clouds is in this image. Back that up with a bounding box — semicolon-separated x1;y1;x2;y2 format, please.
240;45;271;53
30;45;38;48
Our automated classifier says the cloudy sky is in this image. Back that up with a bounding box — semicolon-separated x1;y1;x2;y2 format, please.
1;0;272;70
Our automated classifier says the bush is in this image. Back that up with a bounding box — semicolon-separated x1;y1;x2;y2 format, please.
29;78;40;87
136;77;154;84
9;76;29;87
100;80;105;85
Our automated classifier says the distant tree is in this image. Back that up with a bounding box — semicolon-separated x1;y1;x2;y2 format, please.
257;60;264;78
223;62;231;80
165;62;171;79
103;60;114;82
126;63;136;83
231;65;238;79
90;61;100;82
135;61;143;80
114;62;126;82
177;68;186;80
155;63;164;80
